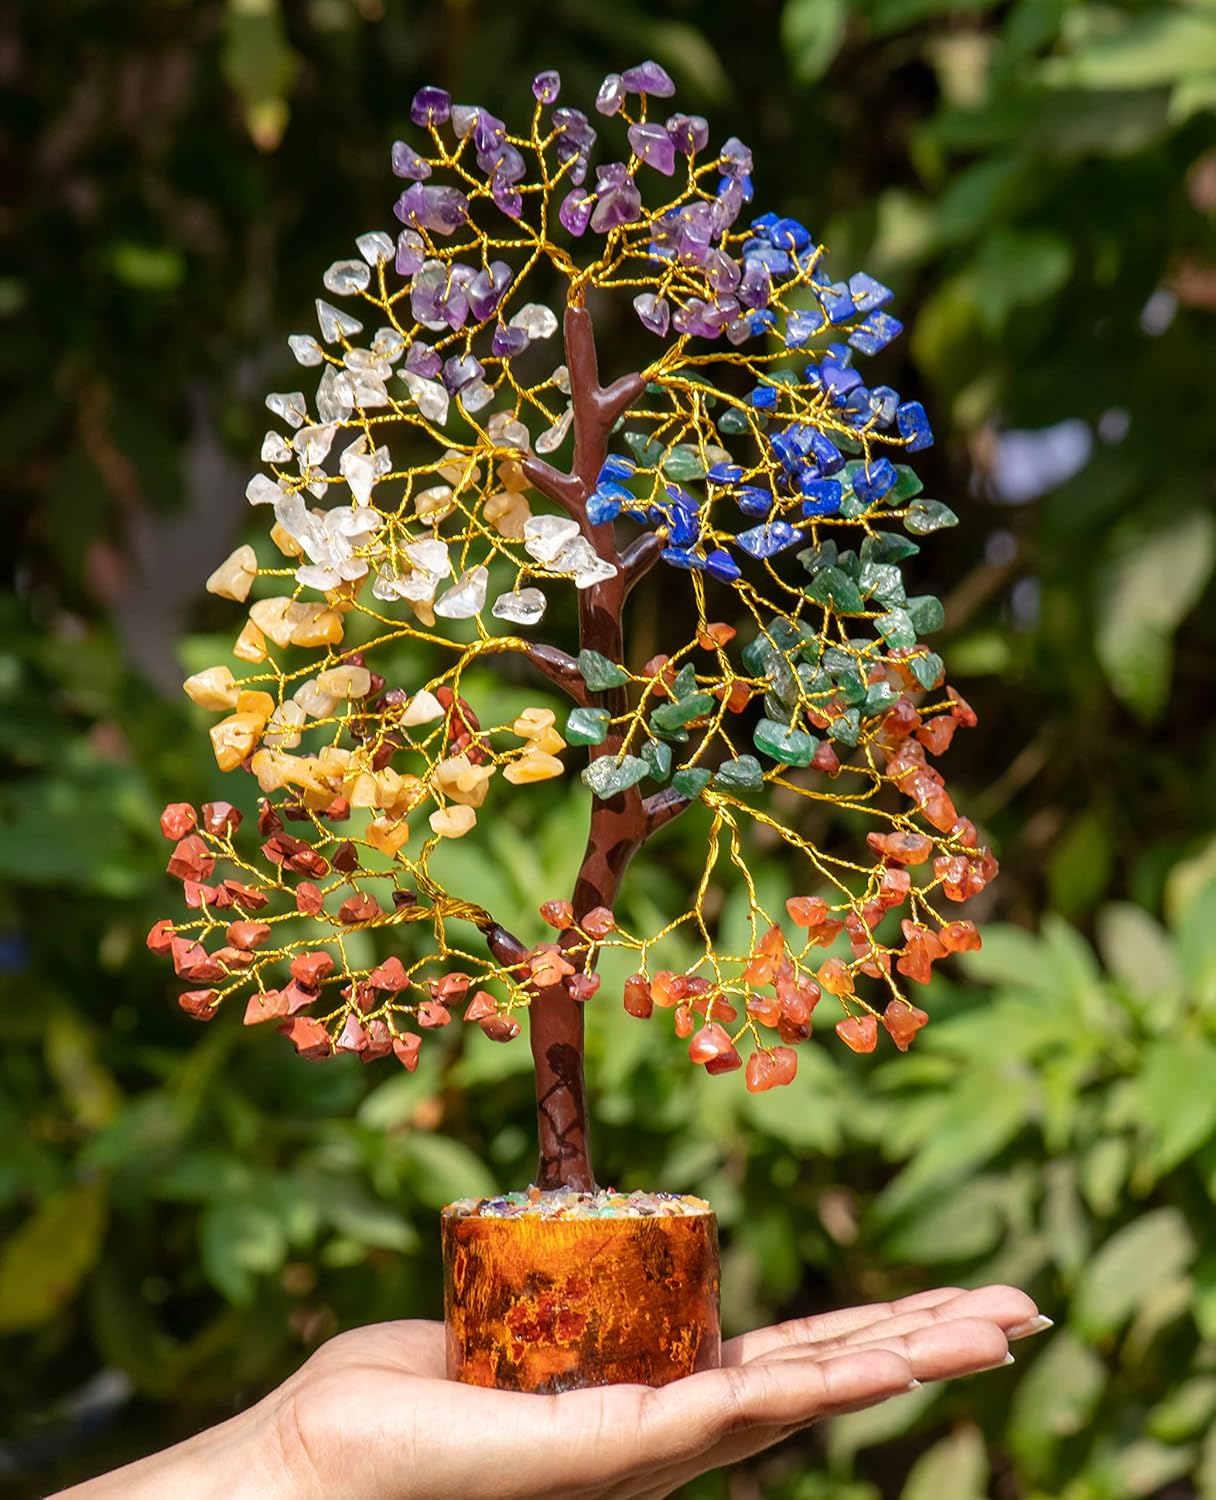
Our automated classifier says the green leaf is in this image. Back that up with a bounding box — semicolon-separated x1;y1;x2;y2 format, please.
199;1198;287;1306
900;1424;988;1500
1041;9;1216;90
0;1183;107;1331
1095;509;1216;721
1048;808;1115;918
401;1133;497;1210
1072;1207;1195;1338
973;230;1073;330
1007;1332;1107;1475
780;0;846;83
1132;1038;1216;1178
1147;1374;1216;1443
828;1383;939;1466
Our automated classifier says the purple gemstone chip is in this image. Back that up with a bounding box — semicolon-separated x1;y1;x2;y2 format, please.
621;60;676;97
410;86;452;128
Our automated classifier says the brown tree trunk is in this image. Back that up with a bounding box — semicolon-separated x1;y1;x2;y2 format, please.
520;302;653;1193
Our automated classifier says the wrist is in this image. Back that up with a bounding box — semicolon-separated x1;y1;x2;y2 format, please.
51;1397;296;1500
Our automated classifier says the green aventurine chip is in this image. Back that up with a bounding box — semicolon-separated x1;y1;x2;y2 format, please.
754;718;819;767
581;755;648;799
565;707;611;746
672;767;712;798
713;755;764;790
577;649;629;690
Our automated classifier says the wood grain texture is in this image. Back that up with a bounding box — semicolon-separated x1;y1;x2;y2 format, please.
442;1208;721;1392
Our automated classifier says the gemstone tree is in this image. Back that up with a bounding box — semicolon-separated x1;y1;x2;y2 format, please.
151;62;995;1194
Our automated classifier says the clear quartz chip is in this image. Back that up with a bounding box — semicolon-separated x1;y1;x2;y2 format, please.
403;370;450;425
292;423;336;468
316;366;354;423
261;431;293;463
434;565;488;619
487;412;532;450
288;333;324;367
508;303;559;339
371;326;406;362
535;406;573;454
323;259;371;295
460;380;494;413
492;588;547;626
553;536;618;588
523;514;580;564
316;299;364;343
246;473;286;506
340;440;376;506
266;391;307;428
355;231;395;266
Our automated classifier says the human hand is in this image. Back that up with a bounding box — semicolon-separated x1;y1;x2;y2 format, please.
57;1284;1048;1500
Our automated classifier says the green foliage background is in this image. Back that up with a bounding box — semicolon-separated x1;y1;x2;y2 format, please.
3;0;1216;1494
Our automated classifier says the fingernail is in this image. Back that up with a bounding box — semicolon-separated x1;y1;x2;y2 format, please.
1000;1352;1015;1366
1007;1315;1053;1341
903;1380;922;1391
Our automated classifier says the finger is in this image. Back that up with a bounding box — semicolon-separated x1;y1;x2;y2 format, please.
309;1319;448;1379
723;1286;963;1365
606;1351;920;1500
750;1285;1040;1362
756;1314;1012;1384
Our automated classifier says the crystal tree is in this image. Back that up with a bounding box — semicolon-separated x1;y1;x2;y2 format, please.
150;62;996;1194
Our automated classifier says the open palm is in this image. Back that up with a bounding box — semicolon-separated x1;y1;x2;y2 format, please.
260;1285;1045;1500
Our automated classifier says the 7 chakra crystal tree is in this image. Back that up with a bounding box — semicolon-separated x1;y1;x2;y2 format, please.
152;61;994;1216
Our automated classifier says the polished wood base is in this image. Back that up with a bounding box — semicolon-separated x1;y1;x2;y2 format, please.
441;1204;721;1392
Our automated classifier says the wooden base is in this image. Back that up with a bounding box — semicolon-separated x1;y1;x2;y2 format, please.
441;1203;721;1392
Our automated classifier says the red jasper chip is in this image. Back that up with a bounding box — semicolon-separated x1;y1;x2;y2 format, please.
673;1004;695;1039
223;880;268;910
835;1014;878;1053
146;919;175;955
182;880;220;909
258;801;283;835
167;834;215;883
882;998;929;1052
778;1015;813;1045
243;989;289;1025
698;995;737;1023
368;956;408;991
281;981;317;1015
226;920;271;951
539;899;575;931
916;715;958;756
479;1015;520;1043
332;841;359;873
878;868;912;908
566;973;601;1003
746;1046;797;1091
883;698;920;739
417;1000;451;1029
338;892;381;924
361;1019;393;1061
393;1034;422;1071
623;974;653;1019
818;957;854;997
212;946;254;973
178;989;218;1021
335;1014;370;1053
296;883;324;916
770;1046;798;1086
278;1017;333;1059
950;816;978;848
170;936;222;982
202;801;242;837
688;1022;740;1070
650;970;685;1008
323;796;351;822
160;803;197;840
810;741;841;775
464;990;498;1023
582;906;616;938
291;951;334;987
434;972;470;1003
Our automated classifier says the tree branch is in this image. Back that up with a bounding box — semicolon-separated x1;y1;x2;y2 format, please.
621;531;664;597
521;454;583;517
642;786;692;835
520;643;589;705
